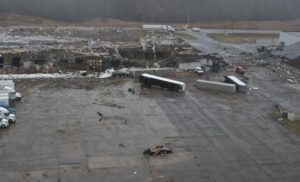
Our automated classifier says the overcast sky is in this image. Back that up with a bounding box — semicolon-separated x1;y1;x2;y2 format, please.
0;0;299;22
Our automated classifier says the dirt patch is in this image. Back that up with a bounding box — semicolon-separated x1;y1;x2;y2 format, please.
39;78;101;90
270;110;300;135
93;100;125;109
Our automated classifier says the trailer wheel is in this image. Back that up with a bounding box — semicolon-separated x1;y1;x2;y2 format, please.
0;124;5;128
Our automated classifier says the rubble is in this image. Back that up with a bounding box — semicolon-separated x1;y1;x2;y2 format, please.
267;59;300;83
143;146;172;157
97;112;103;122
274;104;300;122
0;27;203;76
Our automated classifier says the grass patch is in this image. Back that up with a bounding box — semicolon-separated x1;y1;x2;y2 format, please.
175;32;197;40
207;33;279;43
270;110;300;135
283;121;300;134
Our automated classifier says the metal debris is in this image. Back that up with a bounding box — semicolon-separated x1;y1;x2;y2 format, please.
143;146;172;157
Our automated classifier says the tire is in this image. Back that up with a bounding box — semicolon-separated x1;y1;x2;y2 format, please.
0;124;5;128
8;119;13;124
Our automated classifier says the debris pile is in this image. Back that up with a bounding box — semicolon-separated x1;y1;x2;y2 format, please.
0;27;204;75
143;146;172;157
267;59;300;83
274;104;300;122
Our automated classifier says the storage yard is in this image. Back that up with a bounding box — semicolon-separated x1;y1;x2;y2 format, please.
0;26;300;181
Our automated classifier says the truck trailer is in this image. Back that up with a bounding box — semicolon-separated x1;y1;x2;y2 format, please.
140;73;186;92
0;80;22;100
196;79;236;93
224;75;248;93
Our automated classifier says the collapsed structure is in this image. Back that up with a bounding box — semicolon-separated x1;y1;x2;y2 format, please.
0;27;203;75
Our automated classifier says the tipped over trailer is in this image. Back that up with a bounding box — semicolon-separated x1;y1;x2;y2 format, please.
140;73;186;92
196;79;236;93
224;75;248;93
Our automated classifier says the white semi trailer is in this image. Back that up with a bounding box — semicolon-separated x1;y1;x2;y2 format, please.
0;80;22;101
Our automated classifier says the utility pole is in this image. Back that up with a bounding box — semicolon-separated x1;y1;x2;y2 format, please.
187;6;190;29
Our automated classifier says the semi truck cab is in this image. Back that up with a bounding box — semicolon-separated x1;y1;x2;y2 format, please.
3;86;22;101
0;107;16;123
0;118;9;128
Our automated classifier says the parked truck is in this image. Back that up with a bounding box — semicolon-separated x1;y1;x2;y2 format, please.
2;87;22;101
0;93;9;106
0;105;16;123
0;107;16;123
0;80;22;101
0;118;9;128
0;106;16;123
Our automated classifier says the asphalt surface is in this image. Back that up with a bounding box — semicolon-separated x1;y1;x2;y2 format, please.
155;69;300;181
0;65;299;181
0;29;298;182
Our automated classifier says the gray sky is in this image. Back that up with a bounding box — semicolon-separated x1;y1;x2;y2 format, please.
0;0;299;22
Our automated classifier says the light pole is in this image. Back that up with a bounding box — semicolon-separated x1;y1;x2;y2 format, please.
187;1;190;29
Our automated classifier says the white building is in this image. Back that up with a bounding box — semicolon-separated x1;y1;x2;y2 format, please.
279;32;300;46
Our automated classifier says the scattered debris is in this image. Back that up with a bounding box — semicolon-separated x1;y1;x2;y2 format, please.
119;143;126;148
93;100;125;109
274;104;300;122
128;88;135;94
143;146;172;157
97;112;103;122
112;69;130;78
235;65;246;75
287;79;295;84
22;172;31;179
100;69;115;79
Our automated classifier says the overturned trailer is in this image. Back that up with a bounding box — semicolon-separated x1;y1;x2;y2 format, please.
196;79;236;93
140;73;186;92
224;75;248;93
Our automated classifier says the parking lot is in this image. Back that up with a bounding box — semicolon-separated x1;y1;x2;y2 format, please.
0;65;299;182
